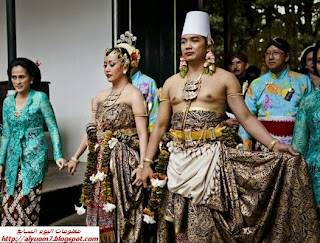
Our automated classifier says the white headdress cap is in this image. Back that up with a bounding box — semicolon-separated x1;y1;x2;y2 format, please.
181;11;212;44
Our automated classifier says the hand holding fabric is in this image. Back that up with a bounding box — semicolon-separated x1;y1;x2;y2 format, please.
272;143;299;156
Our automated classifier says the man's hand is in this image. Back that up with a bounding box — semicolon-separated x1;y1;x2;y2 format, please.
273;143;299;156
67;160;78;175
226;118;239;126
132;165;154;188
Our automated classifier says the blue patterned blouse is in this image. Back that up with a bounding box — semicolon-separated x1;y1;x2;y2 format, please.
0;89;63;195
292;88;320;207
131;70;159;132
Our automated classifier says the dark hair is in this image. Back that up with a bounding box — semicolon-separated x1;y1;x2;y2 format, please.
300;46;314;74
264;37;290;54
229;53;248;64
247;65;261;78
7;57;41;90
313;40;320;77
105;47;132;80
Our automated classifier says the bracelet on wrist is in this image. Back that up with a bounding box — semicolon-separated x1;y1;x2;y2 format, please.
143;158;153;164
268;139;280;151
71;156;80;164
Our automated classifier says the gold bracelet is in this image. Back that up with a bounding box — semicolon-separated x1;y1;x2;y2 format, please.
71;156;80;164
143;158;153;164
268;139;280;151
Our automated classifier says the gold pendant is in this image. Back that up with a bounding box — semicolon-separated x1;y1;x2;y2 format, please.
182;91;198;100
181;73;203;101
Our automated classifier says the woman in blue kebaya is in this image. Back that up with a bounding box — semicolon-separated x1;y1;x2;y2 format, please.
0;57;66;226
292;40;320;208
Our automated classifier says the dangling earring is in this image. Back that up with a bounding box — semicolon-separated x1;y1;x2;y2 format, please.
30;81;34;84
179;55;188;78
203;51;216;75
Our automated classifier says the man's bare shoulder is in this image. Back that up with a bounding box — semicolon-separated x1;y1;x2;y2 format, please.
163;73;181;85
214;67;237;81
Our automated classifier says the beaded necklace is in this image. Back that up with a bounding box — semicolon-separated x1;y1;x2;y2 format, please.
104;82;128;108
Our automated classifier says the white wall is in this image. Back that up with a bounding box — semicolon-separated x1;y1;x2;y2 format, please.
0;0;112;161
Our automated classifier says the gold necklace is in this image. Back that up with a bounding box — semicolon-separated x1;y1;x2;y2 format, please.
13;110;22;118
104;83;128;108
181;72;204;101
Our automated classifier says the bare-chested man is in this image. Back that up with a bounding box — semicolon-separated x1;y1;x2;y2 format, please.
140;11;320;243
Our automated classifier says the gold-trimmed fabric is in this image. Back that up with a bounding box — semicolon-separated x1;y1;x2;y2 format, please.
86;102;143;242
158;148;320;243
173;106;224;116
227;92;243;97
156;108;320;243
170;125;225;141
167;142;222;205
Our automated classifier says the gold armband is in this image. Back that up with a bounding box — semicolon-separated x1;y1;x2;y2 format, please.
160;98;170;102
268;139;280;151
227;93;243;97
135;114;148;117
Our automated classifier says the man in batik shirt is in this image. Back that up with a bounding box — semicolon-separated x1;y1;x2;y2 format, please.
239;37;313;151
115;31;159;132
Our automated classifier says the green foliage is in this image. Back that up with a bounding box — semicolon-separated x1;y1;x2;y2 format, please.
205;0;320;71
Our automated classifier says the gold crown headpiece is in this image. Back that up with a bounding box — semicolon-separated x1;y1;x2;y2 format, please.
117;31;137;46
115;31;141;68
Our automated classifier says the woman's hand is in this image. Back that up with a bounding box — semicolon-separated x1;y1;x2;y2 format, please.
132;167;144;187
273;143;299;156
67;160;78;175
56;158;67;170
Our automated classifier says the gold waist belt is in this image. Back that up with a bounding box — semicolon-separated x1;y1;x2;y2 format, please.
97;128;137;140
170;124;225;141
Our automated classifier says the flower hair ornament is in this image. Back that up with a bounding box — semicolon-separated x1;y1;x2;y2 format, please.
115;31;141;68
34;60;42;67
179;55;188;78
179;50;216;78
204;50;216;75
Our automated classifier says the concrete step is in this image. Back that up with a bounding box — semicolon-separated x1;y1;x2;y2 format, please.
39;161;86;226
50;212;86;226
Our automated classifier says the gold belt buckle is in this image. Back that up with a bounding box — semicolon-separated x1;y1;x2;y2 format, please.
184;129;192;142
208;127;216;139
